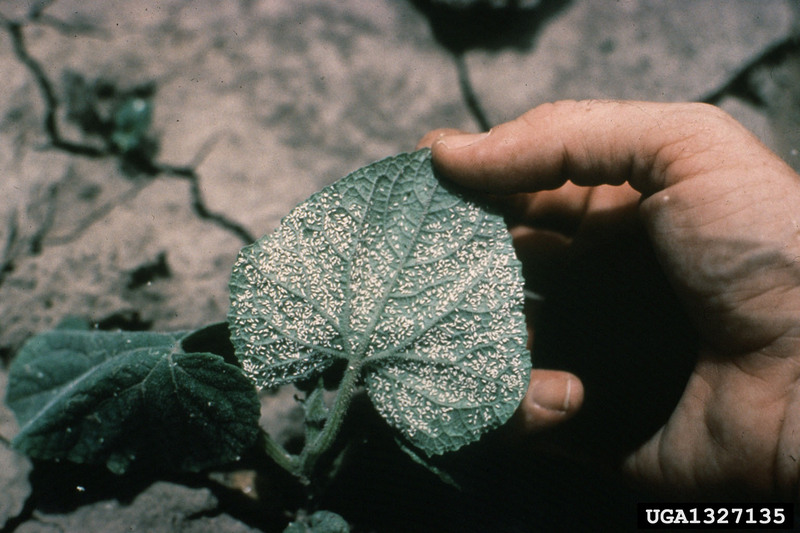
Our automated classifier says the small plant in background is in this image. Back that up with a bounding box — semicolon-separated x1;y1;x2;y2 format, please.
62;71;158;163
5;149;531;531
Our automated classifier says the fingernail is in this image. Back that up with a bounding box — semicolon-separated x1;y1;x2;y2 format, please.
530;377;572;413
436;131;490;149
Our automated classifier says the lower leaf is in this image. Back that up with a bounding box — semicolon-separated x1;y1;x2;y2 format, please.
5;328;260;474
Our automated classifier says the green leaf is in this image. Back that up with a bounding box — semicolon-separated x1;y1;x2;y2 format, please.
394;436;460;489
5;328;260;474
283;510;350;533
228;149;530;456
111;97;152;154
301;379;330;445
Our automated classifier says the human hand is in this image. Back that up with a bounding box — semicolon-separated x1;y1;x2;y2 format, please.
418;100;800;501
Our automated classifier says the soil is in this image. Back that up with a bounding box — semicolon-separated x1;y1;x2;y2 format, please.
1;1;799;531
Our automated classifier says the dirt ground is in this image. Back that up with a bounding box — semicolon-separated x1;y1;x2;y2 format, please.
1;1;799;531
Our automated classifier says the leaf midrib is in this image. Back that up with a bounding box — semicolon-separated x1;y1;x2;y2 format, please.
347;160;437;365
14;339;167;436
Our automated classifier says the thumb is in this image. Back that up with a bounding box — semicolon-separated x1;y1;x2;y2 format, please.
512;369;584;432
429;99;771;196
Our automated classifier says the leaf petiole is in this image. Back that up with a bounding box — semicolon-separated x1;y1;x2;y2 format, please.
259;363;361;481
298;361;361;478
259;429;298;476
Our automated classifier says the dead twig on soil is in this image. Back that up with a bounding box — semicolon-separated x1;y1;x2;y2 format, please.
454;52;491;131
0;210;20;288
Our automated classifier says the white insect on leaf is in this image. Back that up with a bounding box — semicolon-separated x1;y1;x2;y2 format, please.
228;149;530;456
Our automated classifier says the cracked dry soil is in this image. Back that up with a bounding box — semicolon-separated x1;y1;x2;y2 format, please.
2;1;800;531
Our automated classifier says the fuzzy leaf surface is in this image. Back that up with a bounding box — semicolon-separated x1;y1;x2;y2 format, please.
5;328;260;474
283;510;350;533
229;149;530;455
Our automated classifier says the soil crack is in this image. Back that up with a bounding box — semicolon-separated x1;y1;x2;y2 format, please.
701;35;800;106
0;5;256;256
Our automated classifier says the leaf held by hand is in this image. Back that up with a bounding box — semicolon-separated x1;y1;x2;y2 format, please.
229;149;530;456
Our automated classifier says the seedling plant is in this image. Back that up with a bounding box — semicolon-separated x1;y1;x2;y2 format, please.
4;149;531;531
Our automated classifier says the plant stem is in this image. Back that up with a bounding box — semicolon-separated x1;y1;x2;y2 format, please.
298;362;361;477
260;429;297;475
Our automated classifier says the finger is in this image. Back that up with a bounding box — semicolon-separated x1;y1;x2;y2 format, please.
511;226;571;302
504;184;590;234
430;99;770;196
416;128;464;150
510;225;572;260
506;183;631;232
512;369;584;432
622;426;671;496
